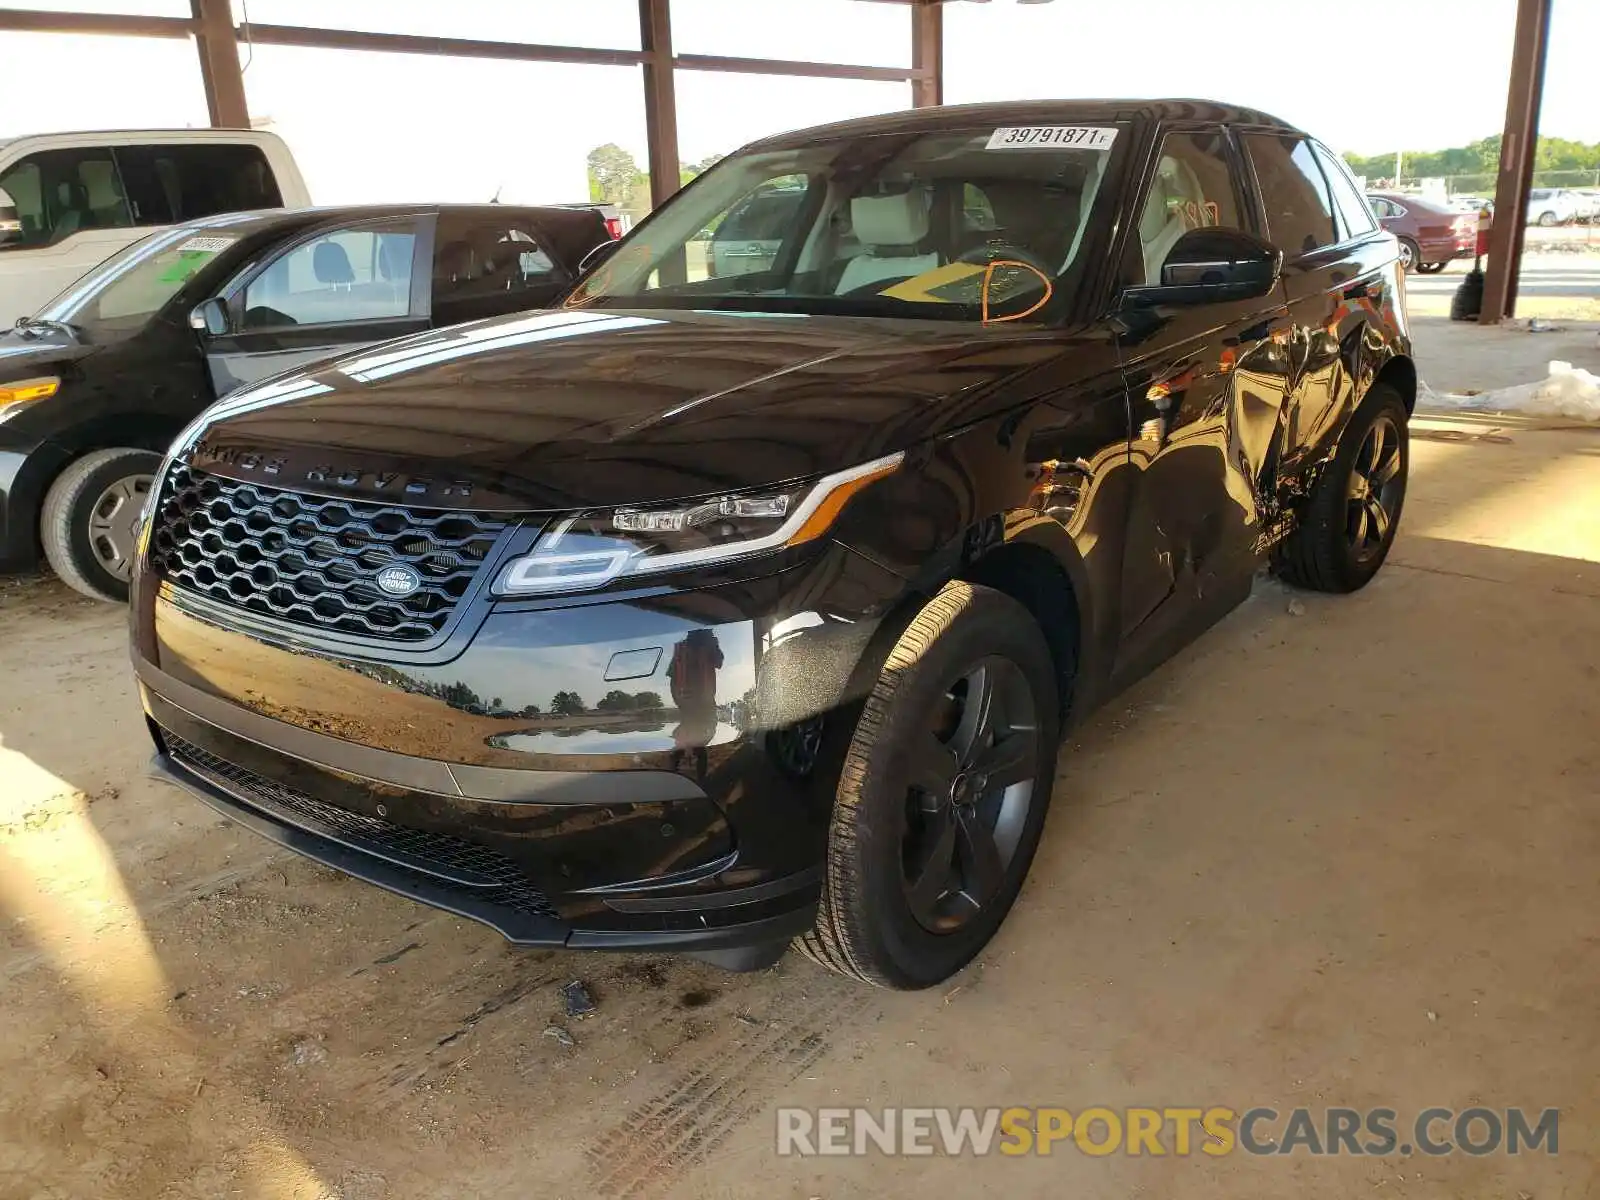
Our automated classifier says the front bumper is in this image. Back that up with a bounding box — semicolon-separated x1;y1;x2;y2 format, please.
133;540;910;954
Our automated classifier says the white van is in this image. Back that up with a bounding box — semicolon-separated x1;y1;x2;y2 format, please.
0;128;310;325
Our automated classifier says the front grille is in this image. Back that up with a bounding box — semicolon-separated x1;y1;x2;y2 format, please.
150;465;509;642
164;732;559;920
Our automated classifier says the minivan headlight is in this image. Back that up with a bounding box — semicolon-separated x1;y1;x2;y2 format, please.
493;452;903;596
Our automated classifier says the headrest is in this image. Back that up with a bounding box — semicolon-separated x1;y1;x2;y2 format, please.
312;241;355;285
851;191;929;248
377;237;407;281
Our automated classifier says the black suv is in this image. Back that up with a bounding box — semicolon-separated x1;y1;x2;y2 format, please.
0;203;609;602
131;101;1413;990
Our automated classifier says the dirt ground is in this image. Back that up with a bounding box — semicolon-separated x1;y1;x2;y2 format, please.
3;410;1600;1199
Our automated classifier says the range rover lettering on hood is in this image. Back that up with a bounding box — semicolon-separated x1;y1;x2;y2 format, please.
187;438;521;508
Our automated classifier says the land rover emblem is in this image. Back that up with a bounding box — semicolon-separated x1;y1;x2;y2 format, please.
375;564;422;598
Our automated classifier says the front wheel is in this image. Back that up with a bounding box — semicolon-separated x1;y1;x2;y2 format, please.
1274;384;1409;593
796;582;1061;989
40;447;161;603
1537;211;1558;227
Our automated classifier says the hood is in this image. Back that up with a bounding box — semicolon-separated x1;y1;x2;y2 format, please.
0;328;95;377
186;307;1081;511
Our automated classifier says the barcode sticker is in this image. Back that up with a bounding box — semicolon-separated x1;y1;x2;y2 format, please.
986;126;1118;151
177;236;236;253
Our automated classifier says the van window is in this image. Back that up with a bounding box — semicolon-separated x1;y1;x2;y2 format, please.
433;216;563;305
0;148;133;251
244;222;417;329
116;144;282;226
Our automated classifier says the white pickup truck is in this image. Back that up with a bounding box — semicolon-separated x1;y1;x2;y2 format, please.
0;128;310;326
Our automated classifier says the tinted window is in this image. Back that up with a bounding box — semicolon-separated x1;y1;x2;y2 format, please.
0;148;132;251
1312;142;1379;238
433;217;564;305
1136;129;1243;284
117;143;282;226
1242;133;1338;256
244;222;416;328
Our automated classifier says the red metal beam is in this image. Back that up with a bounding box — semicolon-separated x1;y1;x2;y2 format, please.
675;52;915;83
234;22;647;68
192;0;249;128
639;0;681;213
1481;0;1553;325
0;8;193;38
911;0;943;107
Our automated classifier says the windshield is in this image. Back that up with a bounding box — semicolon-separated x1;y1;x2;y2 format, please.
567;124;1124;324
34;226;238;337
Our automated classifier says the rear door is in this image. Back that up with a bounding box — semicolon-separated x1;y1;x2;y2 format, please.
430;210;576;326
201;215;432;397
1113;125;1294;685
1240;132;1397;499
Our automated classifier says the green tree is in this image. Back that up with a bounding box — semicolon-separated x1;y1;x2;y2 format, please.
550;690;586;717
596;689;635;713
680;152;725;186
634;691;664;710
587;143;646;212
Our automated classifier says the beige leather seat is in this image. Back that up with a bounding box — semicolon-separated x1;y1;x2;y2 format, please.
1139;156;1207;284
835;191;940;294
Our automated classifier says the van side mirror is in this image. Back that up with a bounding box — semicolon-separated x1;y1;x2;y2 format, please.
188;298;230;337
1124;228;1284;307
0;188;20;247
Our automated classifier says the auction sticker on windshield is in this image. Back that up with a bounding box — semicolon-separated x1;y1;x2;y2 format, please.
986;126;1117;150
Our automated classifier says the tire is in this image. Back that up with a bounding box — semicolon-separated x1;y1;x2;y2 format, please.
1397;238;1420;271
1415;261;1447;275
1275;383;1409;594
40;447;161;603
796;581;1062;989
1537;211;1558;227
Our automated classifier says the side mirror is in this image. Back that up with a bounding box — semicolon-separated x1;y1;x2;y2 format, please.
577;239;620;275
0;188;21;247
1125;227;1283;307
188;298;229;337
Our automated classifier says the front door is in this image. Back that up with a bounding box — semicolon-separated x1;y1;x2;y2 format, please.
1113;127;1294;688
203;216;431;397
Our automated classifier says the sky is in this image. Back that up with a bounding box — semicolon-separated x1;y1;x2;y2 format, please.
2;0;1597;207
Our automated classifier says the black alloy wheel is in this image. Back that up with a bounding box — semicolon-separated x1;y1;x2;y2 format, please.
1346;411;1404;566
901;657;1038;933
797;581;1062;990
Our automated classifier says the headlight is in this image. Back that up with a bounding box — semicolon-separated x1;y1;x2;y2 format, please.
0;376;60;423
493;452;903;596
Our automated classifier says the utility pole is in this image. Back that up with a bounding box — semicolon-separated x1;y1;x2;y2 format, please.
1394;150;1403;188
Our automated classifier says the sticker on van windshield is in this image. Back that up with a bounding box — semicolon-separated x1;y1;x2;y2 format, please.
176;236;237;254
986;126;1118;151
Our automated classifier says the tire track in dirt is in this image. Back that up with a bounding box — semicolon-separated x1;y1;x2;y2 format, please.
585;978;871;1199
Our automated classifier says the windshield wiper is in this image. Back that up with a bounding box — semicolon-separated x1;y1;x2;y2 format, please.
13;316;77;339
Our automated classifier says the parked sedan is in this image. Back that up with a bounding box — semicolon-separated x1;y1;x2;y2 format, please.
1366;191;1476;272
133;100;1413;990
0;203;610;601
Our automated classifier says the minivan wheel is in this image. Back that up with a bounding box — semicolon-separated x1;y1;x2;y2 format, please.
40;447;161;603
1274;383;1409;594
796;582;1061;990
